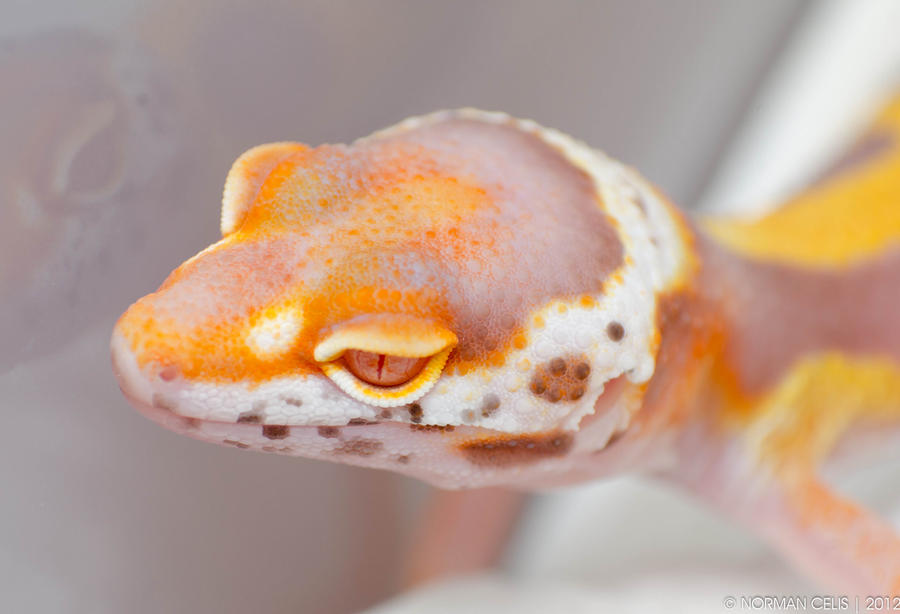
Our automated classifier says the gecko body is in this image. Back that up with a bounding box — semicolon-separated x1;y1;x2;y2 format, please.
112;101;900;593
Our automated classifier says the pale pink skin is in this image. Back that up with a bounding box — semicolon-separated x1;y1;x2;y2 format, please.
111;110;900;596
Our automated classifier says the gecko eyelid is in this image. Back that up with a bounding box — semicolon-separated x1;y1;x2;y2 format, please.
318;346;453;408
313;314;457;407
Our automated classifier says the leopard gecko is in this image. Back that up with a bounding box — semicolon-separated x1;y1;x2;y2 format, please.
111;98;900;594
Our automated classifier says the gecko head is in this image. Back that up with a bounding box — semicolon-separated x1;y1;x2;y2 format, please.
111;110;691;488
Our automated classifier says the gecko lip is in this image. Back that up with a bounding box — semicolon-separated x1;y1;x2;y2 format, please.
110;328;153;407
111;327;193;416
117;374;635;491
113;320;637;490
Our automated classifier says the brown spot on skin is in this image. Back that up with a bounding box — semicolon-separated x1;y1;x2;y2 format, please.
410;423;455;433
224;439;250;449
334;438;383;457
459;431;574;467
462;409;476;422
379;409;393;420
262;424;290;440
530;354;592;403
548;357;566;375
237;411;261;424
481;393;501;418
283;398;303;407
408;403;424;423
573;362;591;380
348;418;377;426
182;417;201;429
606;321;625;342
317;426;340;438
397;454;411;464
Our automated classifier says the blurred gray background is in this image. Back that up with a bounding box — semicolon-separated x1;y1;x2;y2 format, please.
5;1;898;613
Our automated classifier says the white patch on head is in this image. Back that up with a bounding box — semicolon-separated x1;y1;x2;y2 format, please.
245;307;303;359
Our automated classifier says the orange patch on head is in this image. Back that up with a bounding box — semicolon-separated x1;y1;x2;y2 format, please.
236;144;497;249
349;174;496;261
116;293;318;384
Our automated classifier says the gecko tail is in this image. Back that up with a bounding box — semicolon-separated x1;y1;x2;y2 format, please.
701;94;900;269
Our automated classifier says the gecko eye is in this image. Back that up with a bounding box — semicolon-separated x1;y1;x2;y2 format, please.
313;314;457;407
342;350;429;386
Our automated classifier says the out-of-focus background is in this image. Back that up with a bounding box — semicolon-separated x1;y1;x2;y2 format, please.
2;1;899;613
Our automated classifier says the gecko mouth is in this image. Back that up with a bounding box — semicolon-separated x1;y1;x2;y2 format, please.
118;356;629;457
121;380;631;495
113;324;635;478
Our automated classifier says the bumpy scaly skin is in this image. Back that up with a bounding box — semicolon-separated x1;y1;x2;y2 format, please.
112;110;692;488
112;102;900;593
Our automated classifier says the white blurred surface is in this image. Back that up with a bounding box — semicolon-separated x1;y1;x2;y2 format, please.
700;0;900;215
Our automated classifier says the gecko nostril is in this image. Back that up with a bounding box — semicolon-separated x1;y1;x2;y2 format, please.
158;364;180;382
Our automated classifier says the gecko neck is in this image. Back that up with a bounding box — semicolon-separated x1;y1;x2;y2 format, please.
599;215;900;458
695;230;900;404
578;218;723;476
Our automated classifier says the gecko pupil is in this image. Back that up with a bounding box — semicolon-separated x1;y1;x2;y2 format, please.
343;350;429;387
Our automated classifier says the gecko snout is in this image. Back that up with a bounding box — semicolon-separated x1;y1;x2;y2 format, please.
110;325;155;408
109;304;193;418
